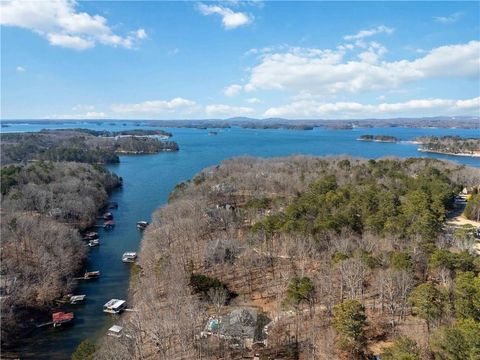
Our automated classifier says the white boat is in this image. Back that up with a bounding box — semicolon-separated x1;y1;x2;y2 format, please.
88;239;100;247
122;252;137;263
136;221;148;230
103;299;127;314
70;295;86;304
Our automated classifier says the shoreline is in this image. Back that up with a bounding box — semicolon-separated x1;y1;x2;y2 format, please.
2;170;122;351
417;148;480;158
356;138;397;143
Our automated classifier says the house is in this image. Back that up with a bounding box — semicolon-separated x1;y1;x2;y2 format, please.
201;308;270;349
216;203;236;211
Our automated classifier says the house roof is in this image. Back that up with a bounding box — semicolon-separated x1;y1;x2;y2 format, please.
108;325;123;333
104;299;126;308
52;312;74;322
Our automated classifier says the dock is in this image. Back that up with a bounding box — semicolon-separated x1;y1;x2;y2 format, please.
36;321;54;328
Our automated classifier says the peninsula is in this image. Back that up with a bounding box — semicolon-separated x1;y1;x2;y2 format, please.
414;136;480;157
1;129;179;164
96;156;480;360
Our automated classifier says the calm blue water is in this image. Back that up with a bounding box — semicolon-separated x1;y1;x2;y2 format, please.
3;122;479;359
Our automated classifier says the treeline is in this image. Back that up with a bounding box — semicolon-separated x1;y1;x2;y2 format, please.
0;161;121;346
415;136;480;156
115;137;179;153
465;193;480;222
1;129;178;164
358;135;398;142
95;156;480;359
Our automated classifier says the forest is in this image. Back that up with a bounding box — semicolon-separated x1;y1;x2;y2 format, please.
1;129;179;164
415;136;480;156
0;161;121;347
93;156;480;360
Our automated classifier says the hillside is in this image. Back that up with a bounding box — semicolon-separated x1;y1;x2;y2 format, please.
0;161;122;347
97;156;480;360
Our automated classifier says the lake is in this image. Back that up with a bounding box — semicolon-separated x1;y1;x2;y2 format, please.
4;122;479;359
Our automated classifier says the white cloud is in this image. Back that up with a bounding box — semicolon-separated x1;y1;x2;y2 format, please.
46;33;94;50
264;97;480;119
344;25;394;41
197;3;252;29
49;111;106;119
224;84;242;97
135;28;147;39
246;97;262;104
111;98;196;114
0;0;146;50
434;12;464;24
168;48;179;55
16;66;26;72
205;104;255;117
244;40;480;95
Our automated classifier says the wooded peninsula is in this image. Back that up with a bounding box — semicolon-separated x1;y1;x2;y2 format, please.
414;136;480;157
94;156;480;360
1;129;179;164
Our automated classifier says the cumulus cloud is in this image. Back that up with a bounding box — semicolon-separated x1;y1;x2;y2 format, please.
111;98;196;114
197;3;252;29
205;104;255;117
16;66;26;72
264;97;480;119
434;12;464;24
224;84;242;97
244;40;480;95
0;0;147;50
343;25;394;41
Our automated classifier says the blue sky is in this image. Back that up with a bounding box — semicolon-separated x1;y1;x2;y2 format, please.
1;1;479;120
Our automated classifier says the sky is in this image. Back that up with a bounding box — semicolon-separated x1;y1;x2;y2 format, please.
1;0;479;120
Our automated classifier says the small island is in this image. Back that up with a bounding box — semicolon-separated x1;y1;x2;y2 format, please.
357;134;399;142
414;136;480;157
1;129;179;164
